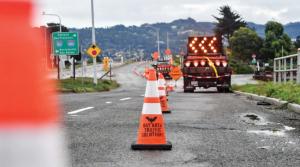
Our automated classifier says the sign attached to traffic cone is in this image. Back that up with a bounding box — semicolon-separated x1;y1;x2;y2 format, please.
0;1;67;167
131;69;172;150
158;73;171;114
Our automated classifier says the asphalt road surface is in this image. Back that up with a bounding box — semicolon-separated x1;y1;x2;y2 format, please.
60;62;300;167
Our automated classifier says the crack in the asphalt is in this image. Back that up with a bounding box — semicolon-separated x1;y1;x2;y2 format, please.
177;124;239;131
284;117;300;121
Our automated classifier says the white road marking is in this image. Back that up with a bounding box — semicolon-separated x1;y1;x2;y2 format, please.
106;101;112;104
120;97;131;101
140;94;144;97
284;126;296;131
68;107;94;115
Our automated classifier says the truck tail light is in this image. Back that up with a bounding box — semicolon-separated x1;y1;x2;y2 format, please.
193;61;199;67
222;61;228;67
215;60;221;66
185;61;191;67
200;60;206;66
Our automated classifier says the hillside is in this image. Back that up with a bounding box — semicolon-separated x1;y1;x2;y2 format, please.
69;18;300;60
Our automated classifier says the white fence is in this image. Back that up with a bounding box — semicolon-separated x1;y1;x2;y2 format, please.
273;53;300;84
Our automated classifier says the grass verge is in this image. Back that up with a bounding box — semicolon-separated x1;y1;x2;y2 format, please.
58;77;120;93
232;82;300;104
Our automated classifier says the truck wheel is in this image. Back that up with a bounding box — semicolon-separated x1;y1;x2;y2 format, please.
224;78;232;93
224;87;231;93
184;88;194;93
217;87;224;92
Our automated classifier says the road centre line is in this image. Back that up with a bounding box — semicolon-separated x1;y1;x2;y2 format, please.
120;97;131;101
68;107;94;115
106;101;112;104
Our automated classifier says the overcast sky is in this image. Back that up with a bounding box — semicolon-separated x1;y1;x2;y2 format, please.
34;0;300;28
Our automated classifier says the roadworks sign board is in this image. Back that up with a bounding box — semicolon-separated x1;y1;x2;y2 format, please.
169;66;182;81
52;32;79;55
152;52;159;60
86;44;102;58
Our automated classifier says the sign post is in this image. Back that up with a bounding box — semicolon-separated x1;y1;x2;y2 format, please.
90;0;98;85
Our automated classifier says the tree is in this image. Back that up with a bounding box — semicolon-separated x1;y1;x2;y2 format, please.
213;5;246;43
47;22;69;33
260;21;292;60
230;27;263;62
294;35;300;49
265;21;283;37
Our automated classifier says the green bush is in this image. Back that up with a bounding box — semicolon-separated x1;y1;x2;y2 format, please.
229;59;253;74
233;82;300;104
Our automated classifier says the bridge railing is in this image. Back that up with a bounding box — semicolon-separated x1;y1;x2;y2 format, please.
273;53;300;84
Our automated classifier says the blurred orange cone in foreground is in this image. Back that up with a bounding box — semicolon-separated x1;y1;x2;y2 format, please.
158;73;171;114
0;1;67;166
131;69;172;150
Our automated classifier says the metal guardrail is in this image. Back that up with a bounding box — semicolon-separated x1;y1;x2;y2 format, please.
273;53;300;84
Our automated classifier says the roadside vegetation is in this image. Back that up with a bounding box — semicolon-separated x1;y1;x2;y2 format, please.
233;82;300;104
229;59;254;74
214;5;298;74
58;77;119;93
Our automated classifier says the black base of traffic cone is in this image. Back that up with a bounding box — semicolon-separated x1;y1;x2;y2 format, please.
162;110;171;114
131;141;172;150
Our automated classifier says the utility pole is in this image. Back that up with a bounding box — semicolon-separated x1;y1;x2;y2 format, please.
42;11;62;80
91;0;97;84
167;32;169;49
146;25;160;63
157;29;160;58
297;49;300;84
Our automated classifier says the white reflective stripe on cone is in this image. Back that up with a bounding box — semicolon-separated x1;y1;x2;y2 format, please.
159;90;166;96
167;80;174;85
142;103;162;114
0;126;68;167
158;79;165;87
145;81;159;97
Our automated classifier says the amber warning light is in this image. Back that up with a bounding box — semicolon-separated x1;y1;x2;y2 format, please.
188;36;221;55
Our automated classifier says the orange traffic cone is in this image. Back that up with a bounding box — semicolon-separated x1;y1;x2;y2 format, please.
131;69;172;150
158;73;171;114
166;80;175;92
144;67;149;79
0;1;67;166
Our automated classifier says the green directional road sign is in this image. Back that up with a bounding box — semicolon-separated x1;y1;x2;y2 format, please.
251;58;257;64
52;32;79;55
